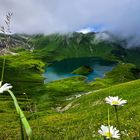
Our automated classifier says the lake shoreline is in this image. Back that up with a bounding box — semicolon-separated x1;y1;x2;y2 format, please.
44;57;116;83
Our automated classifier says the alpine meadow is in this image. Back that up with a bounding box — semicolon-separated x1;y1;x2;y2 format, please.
1;1;140;140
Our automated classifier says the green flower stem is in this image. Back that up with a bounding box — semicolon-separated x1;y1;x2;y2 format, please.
114;106;122;140
0;57;6;87
108;108;112;140
8;90;32;139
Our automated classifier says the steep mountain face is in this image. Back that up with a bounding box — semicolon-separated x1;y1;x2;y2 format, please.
30;32;140;68
0;33;31;55
1;31;140;67
31;32;120;61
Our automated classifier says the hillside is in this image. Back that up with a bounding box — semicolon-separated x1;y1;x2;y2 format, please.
1;76;140;139
1;32;140;67
34;78;140;140
0;32;140;139
31;32;140;68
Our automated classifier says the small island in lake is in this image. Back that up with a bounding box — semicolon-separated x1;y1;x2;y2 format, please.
71;65;93;75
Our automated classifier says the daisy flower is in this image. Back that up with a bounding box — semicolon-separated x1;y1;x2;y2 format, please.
0;83;12;93
105;96;127;106
98;125;120;139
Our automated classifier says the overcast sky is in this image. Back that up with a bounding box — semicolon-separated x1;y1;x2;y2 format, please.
0;0;140;39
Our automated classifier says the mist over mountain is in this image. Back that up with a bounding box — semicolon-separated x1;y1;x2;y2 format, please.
1;0;140;47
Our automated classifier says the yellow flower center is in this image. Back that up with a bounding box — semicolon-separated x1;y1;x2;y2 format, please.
105;132;112;138
112;101;119;105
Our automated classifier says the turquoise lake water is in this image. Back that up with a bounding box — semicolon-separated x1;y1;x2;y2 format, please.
44;57;115;83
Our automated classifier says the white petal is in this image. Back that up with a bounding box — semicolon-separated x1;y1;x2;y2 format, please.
98;130;103;135
113;135;120;139
0;83;12;93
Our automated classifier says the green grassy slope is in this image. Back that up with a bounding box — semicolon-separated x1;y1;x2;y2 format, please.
32;79;140;140
1;75;140;139
0;52;47;139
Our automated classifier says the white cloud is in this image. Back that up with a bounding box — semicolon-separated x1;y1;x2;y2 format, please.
0;0;140;46
77;27;94;34
95;32;111;42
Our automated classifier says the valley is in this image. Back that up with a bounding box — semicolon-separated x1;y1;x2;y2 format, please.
0;32;140;139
